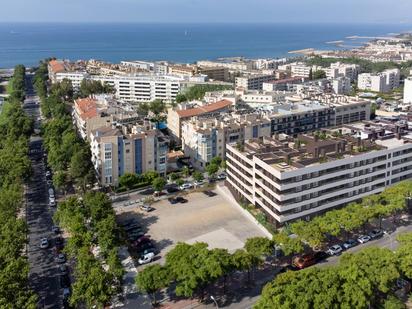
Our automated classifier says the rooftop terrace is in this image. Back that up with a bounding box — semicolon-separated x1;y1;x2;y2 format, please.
234;120;412;172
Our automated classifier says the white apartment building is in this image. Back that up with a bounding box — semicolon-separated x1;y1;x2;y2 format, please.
181;114;271;169
404;77;412;104
357;69;400;93
235;74;277;90
332;77;352;95
326;62;360;81
90;74;182;103
226;121;412;227
120;61;169;75
55;71;89;90
197;59;253;71
290;62;322;78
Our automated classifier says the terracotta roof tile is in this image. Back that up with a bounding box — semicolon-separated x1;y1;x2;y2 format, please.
75;98;98;120
175;99;232;118
49;60;65;74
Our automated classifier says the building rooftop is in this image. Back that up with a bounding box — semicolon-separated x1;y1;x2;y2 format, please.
175;99;233;118
232;120;412;172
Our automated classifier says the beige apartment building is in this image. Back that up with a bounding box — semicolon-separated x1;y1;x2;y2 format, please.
90;122;168;186
181;113;272;169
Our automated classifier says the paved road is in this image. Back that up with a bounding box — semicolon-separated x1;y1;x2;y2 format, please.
25;74;62;309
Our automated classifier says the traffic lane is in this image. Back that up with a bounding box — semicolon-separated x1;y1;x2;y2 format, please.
26;101;61;308
27;148;61;308
317;226;412;267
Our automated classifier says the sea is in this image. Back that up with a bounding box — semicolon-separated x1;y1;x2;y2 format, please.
0;22;412;69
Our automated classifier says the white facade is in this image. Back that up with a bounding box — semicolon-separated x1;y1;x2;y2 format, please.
90;74;182;103
332;77;352;95
55;71;89;89
226;128;412;226
357;69;400;93
235;74;276;90
404;77;412;104
326;62;360;81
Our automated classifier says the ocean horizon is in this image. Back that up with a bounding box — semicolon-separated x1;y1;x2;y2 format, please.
1;22;412;68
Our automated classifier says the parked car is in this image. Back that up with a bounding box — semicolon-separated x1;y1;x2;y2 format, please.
168;196;188;204
369;229;383;239
55;237;64;250
59;264;68;275
40;238;49;249
357;235;371;244
278;265;298;273
194;180;205;186
45;170;51;178
59;275;70;289
217;173;227;180
342;239;357;249
166;186;180;194
124;224;142;232
131;236;151;247
62;288;71;300
292;251;327;269
140;248;157;256
135;243;155;253
52;226;60;234
56;253;66;264
326;245;343;256
202;190;216;197
140;204;154;212
138;252;155;265
46;180;53;186
128;231;146;240
179;183;193;190
49;200;56;207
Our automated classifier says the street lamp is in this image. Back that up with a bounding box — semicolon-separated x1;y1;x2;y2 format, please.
210;295;219;308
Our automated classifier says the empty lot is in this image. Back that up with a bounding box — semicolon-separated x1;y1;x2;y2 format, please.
115;189;267;262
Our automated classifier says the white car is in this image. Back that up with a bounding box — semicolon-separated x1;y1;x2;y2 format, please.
357;235;371;244
326;244;343;256
179;183;193;190
138;252;155;265
49;196;56;204
194;180;205;186
40;238;49;249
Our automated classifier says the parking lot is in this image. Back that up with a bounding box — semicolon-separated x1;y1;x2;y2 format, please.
115;188;267;262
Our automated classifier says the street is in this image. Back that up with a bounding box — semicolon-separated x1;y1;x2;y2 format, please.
24;74;62;309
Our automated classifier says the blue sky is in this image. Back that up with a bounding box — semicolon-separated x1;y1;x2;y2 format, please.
2;0;412;23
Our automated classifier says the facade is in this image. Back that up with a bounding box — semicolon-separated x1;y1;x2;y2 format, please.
167;99;234;140
326;62;360;82
404;77;412;104
48;60;66;83
90;74;182;103
181;114;271;169
262;77;305;92
267;98;371;135
198;66;229;81
55;71;89;90
226;121;412;227
235;74;277;90
332;77;352;95
289;63;322;78
90;123;168;186
357;69;400;93
197;59;253;71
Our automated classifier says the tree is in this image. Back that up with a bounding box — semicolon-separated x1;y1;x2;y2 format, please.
244;237;273;259
143;170;159;184
193;171;204;182
313;70;326;79
176;178;184;186
119;173;138;190
231;249;259;284
168;172;179;182
175;94;187;103
396;233;412;279
206;163;219;178
210;156;222;167
382;296;406;309
182;166;190;178
135;264;171;305
152;177;166;192
53;170;68;194
272;231;304;256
